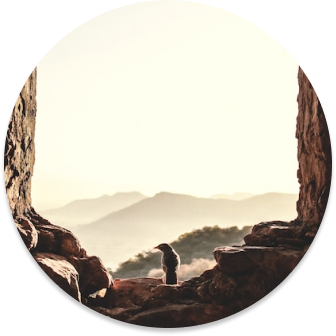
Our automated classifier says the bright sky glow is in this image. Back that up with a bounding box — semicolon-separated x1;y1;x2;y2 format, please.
32;1;299;210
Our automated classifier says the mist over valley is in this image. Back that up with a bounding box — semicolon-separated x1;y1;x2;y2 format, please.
35;191;298;272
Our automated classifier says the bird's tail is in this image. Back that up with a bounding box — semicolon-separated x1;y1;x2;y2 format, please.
166;269;177;285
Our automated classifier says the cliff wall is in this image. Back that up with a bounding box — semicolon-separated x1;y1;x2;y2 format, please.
296;67;332;230
4;70;112;303
5;69;36;219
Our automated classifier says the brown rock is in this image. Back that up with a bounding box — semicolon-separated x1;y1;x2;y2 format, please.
4;69;36;218
244;221;308;248
126;303;228;328
213;245;303;278
247;247;304;276
236;268;274;305
69;255;113;297
111;277;163;308
92;306;142;322
15;217;38;250
296;67;332;228
35;226;56;253
196;271;237;303
213;246;256;274
249;221;294;237
94;277;198;315
34;223;81;257
151;284;180;300
196;246;305;308
34;252;81;301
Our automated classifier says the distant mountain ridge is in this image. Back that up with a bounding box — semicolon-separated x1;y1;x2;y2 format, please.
83;191;297;229
211;192;255;200
39;192;147;226
70;191;298;269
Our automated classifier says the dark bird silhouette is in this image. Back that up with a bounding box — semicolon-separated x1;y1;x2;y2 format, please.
154;243;180;285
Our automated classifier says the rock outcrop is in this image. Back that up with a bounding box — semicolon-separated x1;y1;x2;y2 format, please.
5;66;331;327
295;67;332;231
88;243;305;327
4;70;113;303
34;252;82;301
5;69;36;218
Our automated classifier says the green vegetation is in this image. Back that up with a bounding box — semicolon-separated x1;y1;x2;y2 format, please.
113;225;252;279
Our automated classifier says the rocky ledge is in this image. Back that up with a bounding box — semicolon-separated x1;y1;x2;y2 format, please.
85;228;306;327
244;220;314;249
17;209;113;302
15;213;309;327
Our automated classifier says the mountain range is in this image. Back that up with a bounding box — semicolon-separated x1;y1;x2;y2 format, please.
38;191;256;227
77;191;297;231
57;191;299;270
39;191;147;226
211;192;254;200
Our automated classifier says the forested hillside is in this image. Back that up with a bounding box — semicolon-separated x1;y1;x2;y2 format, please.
112;225;252;280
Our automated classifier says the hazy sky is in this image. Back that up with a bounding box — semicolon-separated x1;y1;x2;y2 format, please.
32;1;299;210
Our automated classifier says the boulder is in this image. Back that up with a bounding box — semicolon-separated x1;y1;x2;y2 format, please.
243;246;304;276
69;255;113;298
214;245;304;279
213;246;256;274
111;277;163;308
33;222;82;257
26;212;112;300
206;245;305;307
34;252;81;301
244;221;309;248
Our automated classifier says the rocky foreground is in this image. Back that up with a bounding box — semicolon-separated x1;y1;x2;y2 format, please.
17;209;312;327
88;221;309;327
5;67;331;327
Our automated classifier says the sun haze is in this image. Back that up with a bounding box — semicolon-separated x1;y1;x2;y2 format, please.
32;1;299;210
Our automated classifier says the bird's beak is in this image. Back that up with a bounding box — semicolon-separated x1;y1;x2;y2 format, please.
154;246;159;249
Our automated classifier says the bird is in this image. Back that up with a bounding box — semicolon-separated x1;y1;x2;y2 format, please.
154;243;180;285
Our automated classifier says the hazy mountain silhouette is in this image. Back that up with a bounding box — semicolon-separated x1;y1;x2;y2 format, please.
70;191;298;269
39;192;147;227
211;192;254;200
79;192;297;230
